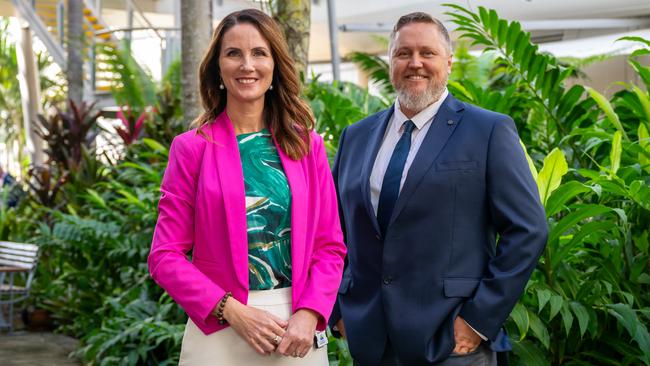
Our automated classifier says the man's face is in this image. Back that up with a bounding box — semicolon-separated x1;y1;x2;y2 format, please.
389;22;452;116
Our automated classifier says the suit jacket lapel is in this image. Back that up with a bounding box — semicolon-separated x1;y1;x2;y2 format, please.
389;95;465;226
361;106;394;235
212;113;249;288
275;140;307;288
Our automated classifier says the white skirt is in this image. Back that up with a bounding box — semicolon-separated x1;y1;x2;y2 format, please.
179;287;329;366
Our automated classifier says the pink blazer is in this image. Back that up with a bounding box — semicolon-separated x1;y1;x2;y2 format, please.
148;111;346;335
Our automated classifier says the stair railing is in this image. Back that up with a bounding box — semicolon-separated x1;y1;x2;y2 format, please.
11;0;66;68
56;0;64;45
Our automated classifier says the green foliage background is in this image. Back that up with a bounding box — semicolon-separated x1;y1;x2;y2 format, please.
1;4;648;366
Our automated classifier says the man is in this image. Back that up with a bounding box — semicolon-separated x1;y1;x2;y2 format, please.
330;12;548;366
0;164;20;208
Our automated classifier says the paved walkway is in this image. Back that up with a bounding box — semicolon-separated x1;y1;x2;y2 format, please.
0;332;80;366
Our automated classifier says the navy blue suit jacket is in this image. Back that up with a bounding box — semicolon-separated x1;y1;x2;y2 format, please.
1;173;20;208
330;94;548;366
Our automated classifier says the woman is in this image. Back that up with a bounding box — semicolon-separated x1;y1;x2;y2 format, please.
148;8;346;365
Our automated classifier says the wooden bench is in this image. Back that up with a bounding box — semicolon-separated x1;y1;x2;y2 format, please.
0;241;40;333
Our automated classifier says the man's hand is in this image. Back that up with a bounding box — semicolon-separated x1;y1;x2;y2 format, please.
453;315;481;354
336;319;347;339
276;309;320;358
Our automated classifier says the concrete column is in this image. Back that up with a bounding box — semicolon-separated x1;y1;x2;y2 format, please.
14;19;44;166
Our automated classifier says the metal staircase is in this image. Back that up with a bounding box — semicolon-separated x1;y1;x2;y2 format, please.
11;0;156;106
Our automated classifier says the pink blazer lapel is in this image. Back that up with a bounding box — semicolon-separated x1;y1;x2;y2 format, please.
275;142;307;287
211;113;249;288
210;111;309;290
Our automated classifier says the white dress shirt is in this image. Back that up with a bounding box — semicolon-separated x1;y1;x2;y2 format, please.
368;88;488;341
369;88;448;215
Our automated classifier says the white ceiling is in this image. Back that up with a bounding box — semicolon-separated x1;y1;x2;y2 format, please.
117;0;650;61
310;0;650;23
3;0;650;61
306;0;650;61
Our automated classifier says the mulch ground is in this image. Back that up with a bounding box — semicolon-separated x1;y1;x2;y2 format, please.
0;331;80;366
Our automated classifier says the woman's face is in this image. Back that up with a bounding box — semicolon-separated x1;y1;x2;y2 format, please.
218;23;275;105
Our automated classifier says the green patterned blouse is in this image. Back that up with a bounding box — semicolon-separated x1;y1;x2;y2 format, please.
237;129;292;290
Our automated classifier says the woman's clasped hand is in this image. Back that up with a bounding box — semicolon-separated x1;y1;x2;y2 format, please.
221;297;319;358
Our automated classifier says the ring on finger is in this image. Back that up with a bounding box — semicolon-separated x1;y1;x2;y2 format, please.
272;335;281;344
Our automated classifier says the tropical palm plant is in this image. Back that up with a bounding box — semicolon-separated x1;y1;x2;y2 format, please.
0;17;64;171
443;4;650;365
348;51;394;97
303;77;388;157
0;18;23;152
8;5;647;365
444;4;601;164
96;40;157;115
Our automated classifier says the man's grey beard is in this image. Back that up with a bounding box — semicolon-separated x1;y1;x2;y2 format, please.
395;77;447;114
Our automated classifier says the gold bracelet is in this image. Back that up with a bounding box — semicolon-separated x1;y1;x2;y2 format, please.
216;292;232;325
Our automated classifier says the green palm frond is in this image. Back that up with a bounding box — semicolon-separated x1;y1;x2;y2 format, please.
445;4;582;131
618;36;650;90
559;53;616;80
96;41;157;112
348;51;394;96
444;3;597;161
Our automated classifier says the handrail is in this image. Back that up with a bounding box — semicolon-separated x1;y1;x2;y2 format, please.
125;0;164;42
95;26;180;36
56;0;64;45
82;0;119;44
11;0;67;68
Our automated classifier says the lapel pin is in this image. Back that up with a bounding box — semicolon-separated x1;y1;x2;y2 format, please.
447;120;454;126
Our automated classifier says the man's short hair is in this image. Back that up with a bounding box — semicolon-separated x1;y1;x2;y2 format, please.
389;12;453;56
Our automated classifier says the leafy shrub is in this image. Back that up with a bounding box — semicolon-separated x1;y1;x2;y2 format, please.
31;139;182;364
443;5;650;365
15;5;650;365
337;4;650;365
304;77;388;158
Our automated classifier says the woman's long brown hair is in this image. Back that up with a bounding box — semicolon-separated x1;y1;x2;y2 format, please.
192;8;313;160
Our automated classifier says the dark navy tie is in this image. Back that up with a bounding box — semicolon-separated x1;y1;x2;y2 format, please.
377;120;416;236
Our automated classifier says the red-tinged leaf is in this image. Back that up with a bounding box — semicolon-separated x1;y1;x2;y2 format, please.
116;109;129;127
135;112;147;130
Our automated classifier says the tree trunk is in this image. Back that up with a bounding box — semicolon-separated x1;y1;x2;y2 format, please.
67;0;84;105
180;1;212;123
274;0;311;77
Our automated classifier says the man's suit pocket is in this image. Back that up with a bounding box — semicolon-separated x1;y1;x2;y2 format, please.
450;345;482;358
444;344;493;366
443;278;480;298
435;161;479;171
